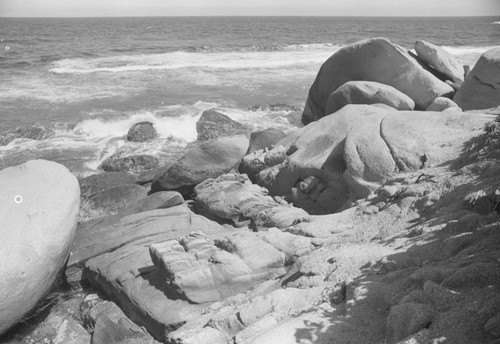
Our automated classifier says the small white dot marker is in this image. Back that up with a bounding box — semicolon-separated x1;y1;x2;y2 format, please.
14;195;22;204
5;46;10;51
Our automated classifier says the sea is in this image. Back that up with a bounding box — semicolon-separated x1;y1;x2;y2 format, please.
0;16;499;176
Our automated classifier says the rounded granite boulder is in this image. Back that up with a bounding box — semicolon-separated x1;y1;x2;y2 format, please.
0;160;80;336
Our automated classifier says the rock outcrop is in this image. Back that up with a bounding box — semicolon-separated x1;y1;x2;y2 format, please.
325;81;415;114
302;38;454;123
196;109;249;141
194;173;309;229
454;47;500;110
415;40;464;84
0;160;80;336
246;128;287;154
151;135;249;196
127;121;157;142
247;105;490;214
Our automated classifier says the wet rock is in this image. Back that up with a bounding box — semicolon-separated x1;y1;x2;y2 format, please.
248;103;302;112
0;125;54;146
88;184;148;215
152;135;249;196
303;38;453;123
80;172;136;199
127;121;157;142
325;80;415;115
0;160;80;336
196;109;249;141
100;154;159;173
415;40;464;84
454;47;500;110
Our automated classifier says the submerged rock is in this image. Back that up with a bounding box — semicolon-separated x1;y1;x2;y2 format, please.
0;125;54;146
0;160;80;336
302;37;454;123
325;80;415;115
127;121;157;142
196;109;249;141
454;47;500;110
415;40;464;84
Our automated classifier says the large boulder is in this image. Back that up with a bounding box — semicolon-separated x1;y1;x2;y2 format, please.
100;154;159;173
246;128;288;154
88;184;148;215
151;135;249;196
251;105;489;213
302;38;454;123
196;109;249;141
325;81;415;115
426;97;459;112
127;121;157;142
415;40;464;84
0;160;80;335
454;47;500;110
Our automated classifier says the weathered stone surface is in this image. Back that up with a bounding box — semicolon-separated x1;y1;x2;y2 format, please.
303;38;453;123
386;303;434;344
454;47;500;110
100;154;159;173
149;231;286;303
0;125;54;146
0;160;80;336
425;96;459;111
415;40;464;84
246;128;287;154
325;81;415;115
92;314;159;344
239;145;288;182
194;173;309;229
127;121;157;142
79;172;136;199
78;205;231;342
196;109;249;141
88;184;148;215
152;135;249;196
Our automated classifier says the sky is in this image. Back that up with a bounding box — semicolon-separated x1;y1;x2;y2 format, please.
1;0;499;17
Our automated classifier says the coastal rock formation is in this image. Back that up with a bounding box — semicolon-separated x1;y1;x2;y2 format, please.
325;80;415;114
152;135;249;196
196;109;249;141
454;47;500;110
246;128;287;154
249;105;489;213
0;125;54;146
194;173;309;229
79;172;136;199
425;96;460;111
0;160;80;336
302;38;454;123
100;154;159;173
415;40;465;84
127;121;157;142
87;184;148;215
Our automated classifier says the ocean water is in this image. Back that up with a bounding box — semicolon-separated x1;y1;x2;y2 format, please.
0;16;499;175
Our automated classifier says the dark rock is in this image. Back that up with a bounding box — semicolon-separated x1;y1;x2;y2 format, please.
80;172;136;199
386;302;434;344
151;135;249;197
248;103;302;112
88;184;148;215
100;154;159;173
127;121;157;142
246;128;287;154
196;109;249;141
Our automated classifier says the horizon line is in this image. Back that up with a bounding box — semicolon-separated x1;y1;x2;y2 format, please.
1;14;500;19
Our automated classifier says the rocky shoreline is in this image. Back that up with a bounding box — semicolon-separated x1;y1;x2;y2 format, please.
1;37;500;344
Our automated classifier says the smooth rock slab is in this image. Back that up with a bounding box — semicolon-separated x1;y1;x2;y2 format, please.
0;160;80;336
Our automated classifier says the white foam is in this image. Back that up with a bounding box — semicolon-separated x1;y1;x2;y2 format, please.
492;21;500;24
49;46;339;75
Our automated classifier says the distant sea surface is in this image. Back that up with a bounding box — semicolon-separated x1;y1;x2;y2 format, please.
0;16;499;175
